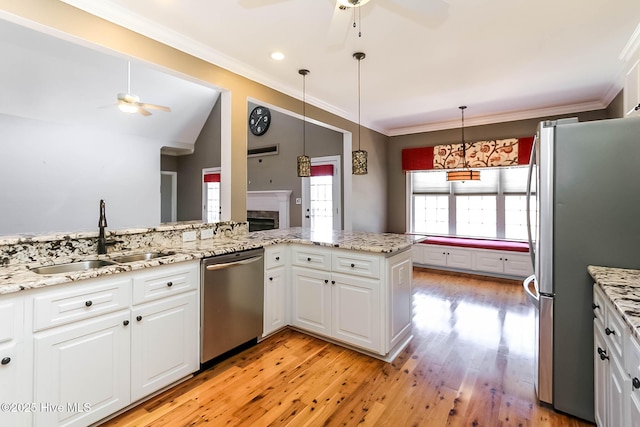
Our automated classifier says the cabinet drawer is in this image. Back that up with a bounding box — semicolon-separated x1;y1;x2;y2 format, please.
332;250;380;279
593;284;606;329
291;245;331;270
265;245;286;270
605;303;627;361
0;296;23;344
33;277;131;331
132;261;199;305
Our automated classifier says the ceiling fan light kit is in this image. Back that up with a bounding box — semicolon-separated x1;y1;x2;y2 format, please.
118;61;171;116
337;0;371;8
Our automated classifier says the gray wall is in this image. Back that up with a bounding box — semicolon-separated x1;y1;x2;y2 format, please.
172;97;222;221
386;108;611;233
248;103;343;227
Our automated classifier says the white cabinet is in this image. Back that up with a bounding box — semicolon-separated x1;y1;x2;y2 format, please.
263;245;287;337
0;295;32;427
290;245;411;359
131;291;198;402
34;310;131;427
624;59;640;117
593;283;637;427
414;243;532;279
422;245;471;270
28;260;199;427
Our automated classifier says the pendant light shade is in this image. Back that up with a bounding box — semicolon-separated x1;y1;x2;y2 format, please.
297;69;311;177
352;52;368;175
447;105;480;182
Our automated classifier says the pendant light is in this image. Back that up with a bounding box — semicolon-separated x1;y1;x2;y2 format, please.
447;106;480;182
352;52;368;175
297;69;311;177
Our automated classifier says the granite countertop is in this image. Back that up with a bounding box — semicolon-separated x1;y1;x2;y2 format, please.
588;265;640;342
0;227;422;295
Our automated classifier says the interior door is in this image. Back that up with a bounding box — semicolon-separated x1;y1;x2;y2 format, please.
302;156;341;230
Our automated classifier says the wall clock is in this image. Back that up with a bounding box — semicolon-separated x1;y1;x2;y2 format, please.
248;106;271;136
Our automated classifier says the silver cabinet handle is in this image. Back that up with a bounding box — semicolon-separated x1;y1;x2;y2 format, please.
205;255;263;271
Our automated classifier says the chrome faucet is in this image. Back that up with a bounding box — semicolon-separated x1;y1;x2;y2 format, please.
98;199;108;255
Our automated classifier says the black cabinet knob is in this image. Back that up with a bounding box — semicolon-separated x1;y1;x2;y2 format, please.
633;377;640;390
499;258;503;261
324;279;329;284
605;327;615;336
307;257;311;262
350;263;355;268
504;258;508;262
1;357;10;365
597;347;609;361
275;256;280;261
136;315;142;322
269;277;273;281
167;281;173;287
592;303;600;310
635;103;640;111
123;320;130;326
331;280;336;285
85;300;93;307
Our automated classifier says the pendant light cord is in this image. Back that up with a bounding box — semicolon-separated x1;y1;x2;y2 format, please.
460;105;467;168
303;71;306;155
357;57;361;151
127;61;131;94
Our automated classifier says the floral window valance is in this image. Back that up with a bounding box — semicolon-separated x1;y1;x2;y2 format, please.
402;137;534;172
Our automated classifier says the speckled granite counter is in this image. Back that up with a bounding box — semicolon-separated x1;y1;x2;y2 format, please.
588;265;640;342
0;226;422;295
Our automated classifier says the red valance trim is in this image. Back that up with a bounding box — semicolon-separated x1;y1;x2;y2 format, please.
311;164;334;176
517;137;534;165
204;173;220;183
402;146;434;171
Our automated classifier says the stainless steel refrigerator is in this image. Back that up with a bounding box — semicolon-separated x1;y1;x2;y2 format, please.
523;116;640;422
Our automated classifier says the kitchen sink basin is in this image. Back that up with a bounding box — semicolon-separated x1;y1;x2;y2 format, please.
29;260;117;275
110;251;175;263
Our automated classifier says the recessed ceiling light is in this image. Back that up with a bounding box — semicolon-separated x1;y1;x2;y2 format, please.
270;51;285;61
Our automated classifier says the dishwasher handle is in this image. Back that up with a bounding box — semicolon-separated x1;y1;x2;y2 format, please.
205;255;263;271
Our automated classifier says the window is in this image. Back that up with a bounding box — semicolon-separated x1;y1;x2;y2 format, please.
309;174;333;231
409;166;531;240
202;168;221;223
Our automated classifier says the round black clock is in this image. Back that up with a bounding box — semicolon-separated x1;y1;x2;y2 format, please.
248;106;271;136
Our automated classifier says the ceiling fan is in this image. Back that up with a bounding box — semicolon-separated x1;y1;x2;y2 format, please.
117;62;171;116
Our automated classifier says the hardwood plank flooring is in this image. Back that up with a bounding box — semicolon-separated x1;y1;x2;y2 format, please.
102;268;594;426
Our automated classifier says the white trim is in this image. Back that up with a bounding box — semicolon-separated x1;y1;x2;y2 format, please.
220;91;232;222
620;22;640;63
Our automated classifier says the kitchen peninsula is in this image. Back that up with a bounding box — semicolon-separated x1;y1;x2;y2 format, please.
0;222;419;427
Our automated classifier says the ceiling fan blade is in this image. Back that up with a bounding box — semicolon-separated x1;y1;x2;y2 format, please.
382;0;449;28
326;2;353;49
139;108;152;116
140;102;171;112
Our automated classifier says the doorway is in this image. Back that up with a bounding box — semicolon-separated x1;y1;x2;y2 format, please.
302;156;342;230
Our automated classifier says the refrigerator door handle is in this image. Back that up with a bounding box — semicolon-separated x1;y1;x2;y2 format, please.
523;274;539;308
526;134;537;272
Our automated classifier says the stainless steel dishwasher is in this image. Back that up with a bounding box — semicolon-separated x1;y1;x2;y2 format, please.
200;248;264;363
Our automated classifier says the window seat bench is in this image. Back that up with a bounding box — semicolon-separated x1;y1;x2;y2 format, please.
412;236;532;279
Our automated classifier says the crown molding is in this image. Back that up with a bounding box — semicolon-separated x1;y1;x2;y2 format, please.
620;22;640;63
386;100;608;137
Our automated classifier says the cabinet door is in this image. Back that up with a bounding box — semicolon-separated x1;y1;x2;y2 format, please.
631;385;640;427
131;291;198;402
609;352;629;427
446;248;472;270
502;253;533;277
291;267;331;336
629;336;640;427
594;324;609;427
422;246;448;267
264;266;286;337
0;296;31;427
34;310;131;427
475;251;504;274
331;273;382;354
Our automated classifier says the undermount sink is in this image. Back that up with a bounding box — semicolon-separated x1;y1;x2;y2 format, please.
29;260;117;275
110;251;176;263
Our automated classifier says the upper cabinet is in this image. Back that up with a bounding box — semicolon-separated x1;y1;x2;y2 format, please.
624;59;640;118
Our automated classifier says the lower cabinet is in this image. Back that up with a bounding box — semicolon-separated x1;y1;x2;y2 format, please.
0;295;32;427
130;291;198;402
593;283;640;427
21;261;199;427
34;310;131;427
263;245;288;337
414;243;532;279
290;245;411;359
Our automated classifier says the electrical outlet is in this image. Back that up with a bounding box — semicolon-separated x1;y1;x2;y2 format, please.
296;198;302;205
182;230;197;242
201;228;214;240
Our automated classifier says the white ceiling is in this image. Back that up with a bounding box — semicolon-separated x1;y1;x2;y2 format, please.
14;1;640;137
0;17;220;149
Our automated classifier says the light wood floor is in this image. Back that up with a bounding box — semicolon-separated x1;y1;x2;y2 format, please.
102;268;594;426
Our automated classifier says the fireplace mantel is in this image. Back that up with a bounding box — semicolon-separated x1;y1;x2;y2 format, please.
247;190;292;228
